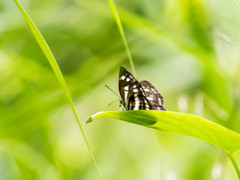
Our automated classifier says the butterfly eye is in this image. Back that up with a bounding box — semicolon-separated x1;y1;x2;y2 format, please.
119;100;124;107
119;100;123;105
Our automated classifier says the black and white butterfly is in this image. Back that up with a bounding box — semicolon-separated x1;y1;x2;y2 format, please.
119;66;166;111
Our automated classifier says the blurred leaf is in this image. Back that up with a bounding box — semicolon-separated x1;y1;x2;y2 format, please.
12;0;101;178
1;0;239;179
76;0;201;57
77;0;232;113
180;0;213;52
87;110;240;154
1;140;61;180
202;64;231;112
185;149;214;180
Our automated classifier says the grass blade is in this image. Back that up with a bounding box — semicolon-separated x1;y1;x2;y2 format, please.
228;153;240;179
12;0;101;179
86;110;240;178
108;0;137;76
86;110;240;153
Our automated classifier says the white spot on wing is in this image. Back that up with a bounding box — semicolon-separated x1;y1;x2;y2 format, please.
134;98;140;110
124;91;128;100
133;89;139;92
121;76;126;80
124;86;129;90
135;100;140;106
126;77;130;81
148;97;154;100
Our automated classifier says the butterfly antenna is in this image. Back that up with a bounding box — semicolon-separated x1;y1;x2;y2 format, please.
105;85;120;98
108;99;119;106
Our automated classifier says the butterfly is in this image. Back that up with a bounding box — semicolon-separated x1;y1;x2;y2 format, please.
119;66;166;111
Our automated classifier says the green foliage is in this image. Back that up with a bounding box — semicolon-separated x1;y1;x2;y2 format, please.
12;0;101;179
0;0;240;179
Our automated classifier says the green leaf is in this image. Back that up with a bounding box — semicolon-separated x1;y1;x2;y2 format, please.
86;110;240;154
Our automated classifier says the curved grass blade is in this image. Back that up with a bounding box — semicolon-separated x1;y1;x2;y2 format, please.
12;0;101;179
108;0;137;77
87;110;240;153
86;110;240;179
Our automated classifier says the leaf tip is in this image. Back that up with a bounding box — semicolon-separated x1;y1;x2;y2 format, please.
85;116;94;124
85;112;104;125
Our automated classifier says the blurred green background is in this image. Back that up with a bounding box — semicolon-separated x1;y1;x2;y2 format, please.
1;0;240;179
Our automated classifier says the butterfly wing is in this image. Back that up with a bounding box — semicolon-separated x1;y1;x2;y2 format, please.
119;66;133;105
119;66;156;110
128;93;155;110
140;80;166;111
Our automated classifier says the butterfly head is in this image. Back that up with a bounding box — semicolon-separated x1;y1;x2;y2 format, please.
119;99;123;108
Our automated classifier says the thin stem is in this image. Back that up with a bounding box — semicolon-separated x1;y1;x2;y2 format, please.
108;0;137;77
13;0;101;179
67;96;102;179
153;131;164;179
107;3;167;177
228;60;240;130
227;153;240;180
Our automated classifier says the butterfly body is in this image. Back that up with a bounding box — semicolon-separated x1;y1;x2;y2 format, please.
119;66;166;111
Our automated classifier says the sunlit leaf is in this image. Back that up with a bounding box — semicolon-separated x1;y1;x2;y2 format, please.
86;110;240;154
